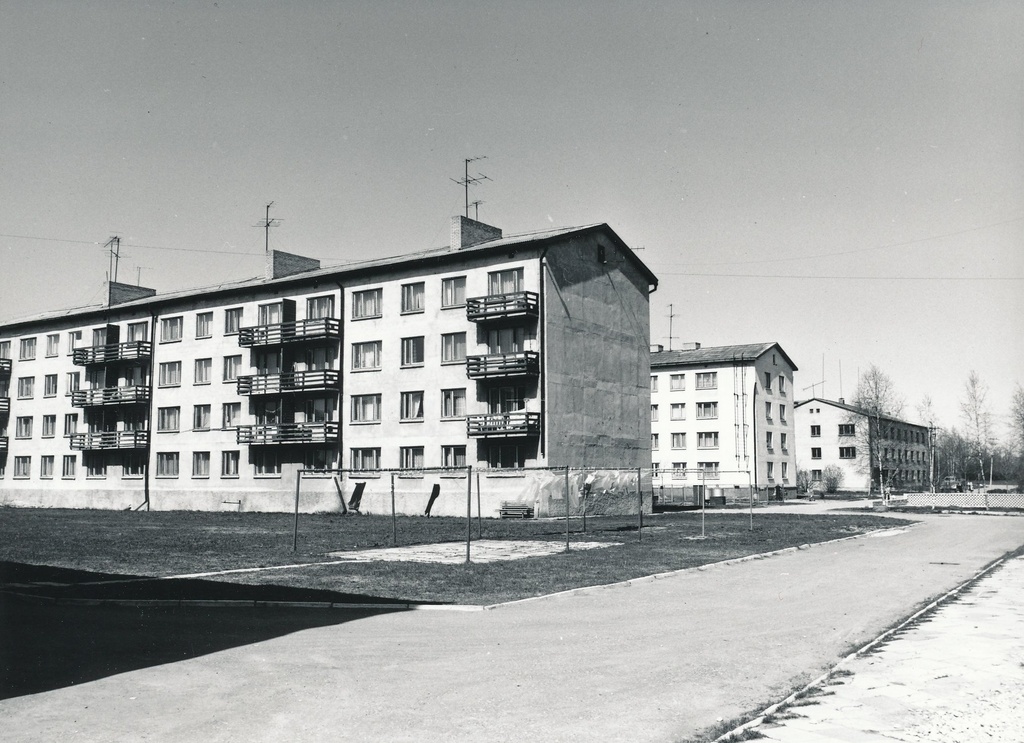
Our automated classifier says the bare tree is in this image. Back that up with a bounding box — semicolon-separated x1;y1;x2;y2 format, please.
1011;383;1024;490
822;465;844;494
852;365;906;495
960;370;993;488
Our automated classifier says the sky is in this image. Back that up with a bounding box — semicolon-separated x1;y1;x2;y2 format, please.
2;1;1022;440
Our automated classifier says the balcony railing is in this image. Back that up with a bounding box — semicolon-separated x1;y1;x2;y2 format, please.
466;411;541;438
0;358;11;375
73;341;152;366
69;430;149;451
466;351;540;379
236;421;341;445
237;370;340;396
237;318;341;347
0;397;8;415
71;386;151;408
0;436;7;452
466;291;539;322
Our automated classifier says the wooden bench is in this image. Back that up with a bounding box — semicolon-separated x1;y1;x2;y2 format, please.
499;501;535;519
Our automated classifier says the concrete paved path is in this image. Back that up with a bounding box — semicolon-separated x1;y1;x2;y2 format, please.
2;513;1022;743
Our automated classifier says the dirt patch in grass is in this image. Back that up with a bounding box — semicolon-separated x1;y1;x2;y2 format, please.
0;509;913;605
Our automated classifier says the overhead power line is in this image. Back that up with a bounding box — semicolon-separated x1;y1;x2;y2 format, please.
659;272;1024;281
0;232;263;257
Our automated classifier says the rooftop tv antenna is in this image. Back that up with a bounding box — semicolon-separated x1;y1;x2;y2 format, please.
665;303;680;351
256;202;282;255
802;355;826;397
451;157;490;218
105;235;121;283
470;200;484;220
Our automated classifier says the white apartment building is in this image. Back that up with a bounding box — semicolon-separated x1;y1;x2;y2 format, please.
650;343;798;503
0;217;657;514
794;398;930;493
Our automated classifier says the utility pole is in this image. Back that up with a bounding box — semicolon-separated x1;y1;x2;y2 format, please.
105;236;121;283
451;157;490;218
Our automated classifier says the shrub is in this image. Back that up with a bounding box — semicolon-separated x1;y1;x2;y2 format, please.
822;465;844;494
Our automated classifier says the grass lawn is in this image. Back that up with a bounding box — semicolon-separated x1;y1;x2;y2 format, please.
0;508;912;605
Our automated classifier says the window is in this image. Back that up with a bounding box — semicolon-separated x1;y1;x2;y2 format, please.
157;407;181;432
442;445;466;468
46;334;60;357
488;268;524;294
651;433;659;450
695;372;717;390
352;341;382;370
15;417;32;438
221;451;240;478
14;456;31;478
156;452;180;478
40;456;55;479
253;451;281;477
810;425;821;437
258;302;283;325
670;374;685;391
671;462;687;480
222;402;241;429
487;444;524;469
779;404;787;424
400;282;425;313
441;332;467;363
811;469;823;481
193;405;211;431
42;415;56;438
306;295;335;320
400;446;425;469
352;289;382;319
0;340;9;359
196;312;213;338
223;355;242;382
650;376;658;393
765;401;772;420
85;454;106;479
351;394;382;423
766;462;774;480
194;358;212;385
766;431;773;449
17;377;34;399
92;328;109;347
487;326;524;354
778;375;786;394
696;402;718;420
66;372;80;395
839;447;856;459
698;432;719;449
123;453;145;478
764;372;772;391
811;447;822;459
225;307;243;334
671;433;686;449
304;450;331;472
160;317;183;343
304;398;335;423
670;403;686;421
351;448;381;471
838;424;855;436
67;331;82;355
127;321;148;342
62;455;76;479
401;336;425;367
192;452;211;478
441;276;467;308
40;374;58;398
650;405;659;422
19;337;36;360
780;433;788;451
400;391;424;421
64;413;78;436
441;388;466;419
158;361;181;387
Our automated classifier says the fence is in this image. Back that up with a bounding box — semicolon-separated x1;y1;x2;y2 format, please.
902;491;1024;510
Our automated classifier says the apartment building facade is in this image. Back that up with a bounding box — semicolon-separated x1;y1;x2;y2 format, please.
0;217;656;513
794;398;930;493
649;342;798;501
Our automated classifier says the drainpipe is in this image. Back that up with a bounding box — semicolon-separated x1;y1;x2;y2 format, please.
538;252;548;463
142;310;157;511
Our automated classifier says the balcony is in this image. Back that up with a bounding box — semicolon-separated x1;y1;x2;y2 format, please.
466;291;539;323
73;341;152;366
466;351;540;379
237;370;340;396
0;397;8;415
238;318;341;348
71;386;151;408
236;421;340;445
69;430;149;451
466;411;541;438
0;358;11;375
0;436;7;452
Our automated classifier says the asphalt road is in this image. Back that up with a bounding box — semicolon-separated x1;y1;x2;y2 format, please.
1;510;1022;743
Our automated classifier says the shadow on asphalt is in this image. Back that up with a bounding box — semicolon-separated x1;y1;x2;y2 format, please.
0;561;411;700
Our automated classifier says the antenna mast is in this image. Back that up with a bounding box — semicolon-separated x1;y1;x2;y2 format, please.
666;303;679;351
105;235;121;283
258;202;281;255
451;157;490;218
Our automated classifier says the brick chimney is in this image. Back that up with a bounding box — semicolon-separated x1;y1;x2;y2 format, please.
265;250;321;280
450;216;502;250
108;281;157;307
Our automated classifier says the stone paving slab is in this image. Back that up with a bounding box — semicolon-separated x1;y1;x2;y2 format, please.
750;555;1024;742
327;539;619;564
